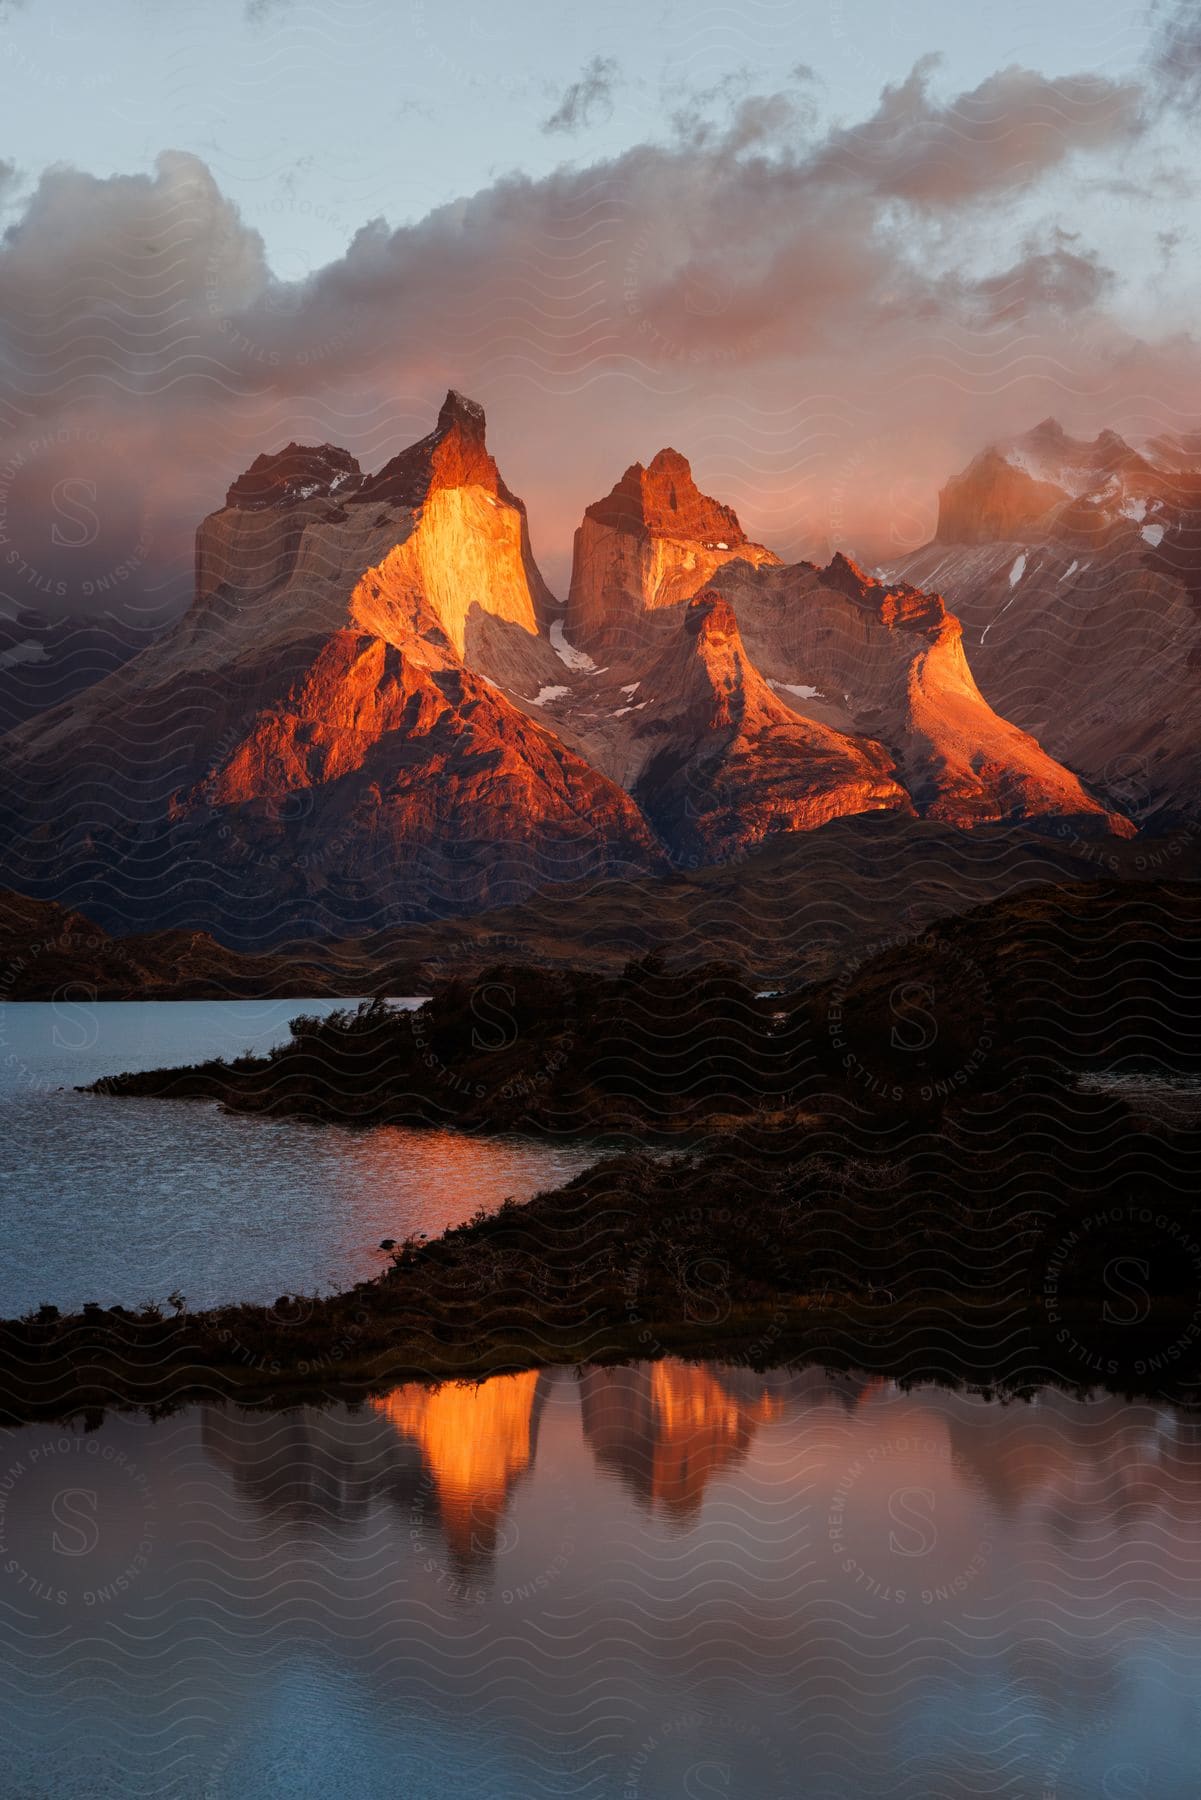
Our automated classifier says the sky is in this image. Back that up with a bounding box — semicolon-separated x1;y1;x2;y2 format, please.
1;0;1199;612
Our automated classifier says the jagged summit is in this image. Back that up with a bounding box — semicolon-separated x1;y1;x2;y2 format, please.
988;419;1153;495
1027;416;1067;444
354;388;505;508
440;389;487;431
567;450;776;652
628;587;912;858
586;449;748;548
935;417;1173;545
821;552;948;631
189;388;552;671
225;442;363;510
221;392;498;516
1145;427;1201;470
828;554;950;633
895;415;1201;827
936;448;1073;545
821;550;880;599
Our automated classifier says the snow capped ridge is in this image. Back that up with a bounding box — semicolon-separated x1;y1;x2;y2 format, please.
936;412;1201;549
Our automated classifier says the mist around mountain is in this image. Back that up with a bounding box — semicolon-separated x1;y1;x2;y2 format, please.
0;392;1157;952
893;417;1201;831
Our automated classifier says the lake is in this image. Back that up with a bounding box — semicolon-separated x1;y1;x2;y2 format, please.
0;1363;1196;1797
0;1000;603;1316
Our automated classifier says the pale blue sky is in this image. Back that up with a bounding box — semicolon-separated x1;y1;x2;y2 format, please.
0;0;1168;275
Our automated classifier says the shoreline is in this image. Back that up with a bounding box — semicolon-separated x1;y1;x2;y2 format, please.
6;875;1199;1424
3;1292;1198;1424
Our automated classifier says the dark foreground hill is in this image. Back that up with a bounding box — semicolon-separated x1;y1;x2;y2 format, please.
90;877;1201;1132
3;813;1194;998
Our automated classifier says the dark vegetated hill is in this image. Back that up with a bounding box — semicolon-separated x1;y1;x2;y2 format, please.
5;814;1196;998
91;878;1201;1131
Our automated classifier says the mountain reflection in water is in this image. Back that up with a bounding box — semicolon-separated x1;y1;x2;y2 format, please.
1;1362;1198;1798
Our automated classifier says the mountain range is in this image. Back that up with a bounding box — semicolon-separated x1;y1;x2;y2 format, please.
3;392;1193;947
893;417;1201;829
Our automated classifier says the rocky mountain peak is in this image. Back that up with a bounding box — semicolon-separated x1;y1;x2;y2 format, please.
818;552;947;632
822;550;878;598
933;415;1181;548
1146;428;1201;467
584;448;747;547
1001;420;1151;493
438;389;488;436
935;447;1068;545
1;388;1147;944
353;388;506;509
224;442;363;510
684;591;739;641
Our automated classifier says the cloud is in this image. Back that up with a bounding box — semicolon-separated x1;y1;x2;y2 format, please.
819;57;1145;209
0;57;1192;609
1149;0;1201;111
542;56;620;134
966;233;1114;326
665;65;820;155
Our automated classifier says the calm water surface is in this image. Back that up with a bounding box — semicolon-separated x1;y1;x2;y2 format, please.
0;1000;602;1314
0;1364;1197;1797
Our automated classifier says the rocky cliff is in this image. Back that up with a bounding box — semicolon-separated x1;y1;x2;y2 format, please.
626;591;911;861
564;448;778;657
0;396;1140;944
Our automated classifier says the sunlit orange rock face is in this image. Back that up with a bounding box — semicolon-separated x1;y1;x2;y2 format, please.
194;390;549;662
184;614;662;906
579;1362;779;1519
0;392;1136;941
626;591;912;860
704;550;1132;837
372;1371;544;1565
30;389;664;929
565;448;779;658
557;453;1128;851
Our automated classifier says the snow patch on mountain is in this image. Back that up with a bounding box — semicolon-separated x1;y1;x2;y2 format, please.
550;619;604;674
526;685;570;707
770;679;821;700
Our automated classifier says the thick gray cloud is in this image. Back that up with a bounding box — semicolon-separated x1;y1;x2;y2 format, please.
542;56;620;134
0;55;1191;612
